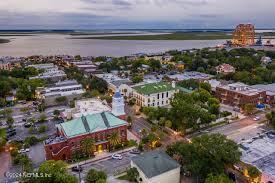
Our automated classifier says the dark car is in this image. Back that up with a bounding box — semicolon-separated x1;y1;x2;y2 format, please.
71;166;83;172
24;122;32;128
6;128;16;133
6;131;16;139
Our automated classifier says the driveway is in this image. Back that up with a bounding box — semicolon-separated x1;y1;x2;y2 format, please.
27;142;45;168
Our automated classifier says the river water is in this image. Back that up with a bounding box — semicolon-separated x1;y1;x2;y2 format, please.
0;34;225;57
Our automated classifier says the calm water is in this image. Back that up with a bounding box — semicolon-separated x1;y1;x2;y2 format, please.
0;34;226;57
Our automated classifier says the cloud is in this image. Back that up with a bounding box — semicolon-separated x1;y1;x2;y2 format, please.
0;0;273;29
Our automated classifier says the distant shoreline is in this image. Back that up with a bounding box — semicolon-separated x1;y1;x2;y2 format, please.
72;32;232;40
0;38;10;44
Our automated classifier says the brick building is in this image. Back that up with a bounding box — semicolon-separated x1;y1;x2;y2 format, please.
216;82;266;107
44;112;128;160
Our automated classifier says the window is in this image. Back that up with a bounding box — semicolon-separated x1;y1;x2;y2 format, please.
166;92;168;97
152;103;155;106
157;94;159;99
162;101;164;105
162;93;164;98
157;102;159;106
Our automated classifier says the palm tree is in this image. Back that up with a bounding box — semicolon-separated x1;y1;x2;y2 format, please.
81;138;95;157
108;132;120;150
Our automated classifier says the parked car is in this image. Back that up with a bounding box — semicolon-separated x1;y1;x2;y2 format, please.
24;122;32;128
6;130;16;139
71;166;83;172
18;148;30;153
112;153;123;160
253;116;260;121
129;148;141;154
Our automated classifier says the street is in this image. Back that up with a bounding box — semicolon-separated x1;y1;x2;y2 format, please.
188;112;269;143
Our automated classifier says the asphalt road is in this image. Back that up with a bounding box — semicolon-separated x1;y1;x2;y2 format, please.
188;112;268;143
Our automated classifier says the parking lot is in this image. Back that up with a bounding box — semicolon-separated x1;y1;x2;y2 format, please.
69;151;137;180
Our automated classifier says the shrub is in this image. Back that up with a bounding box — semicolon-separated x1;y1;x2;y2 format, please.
38;125;47;133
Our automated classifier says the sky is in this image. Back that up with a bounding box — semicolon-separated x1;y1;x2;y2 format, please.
0;0;274;29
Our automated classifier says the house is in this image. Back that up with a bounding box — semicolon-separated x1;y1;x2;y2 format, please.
131;151;180;183
215;63;235;74
44;112;128;160
132;81;179;107
0;61;13;70
261;56;272;65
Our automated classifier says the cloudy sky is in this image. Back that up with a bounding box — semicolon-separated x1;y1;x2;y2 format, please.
0;0;274;29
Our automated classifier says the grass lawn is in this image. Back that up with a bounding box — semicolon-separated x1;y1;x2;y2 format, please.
0;128;6;138
117;174;130;181
74;32;232;40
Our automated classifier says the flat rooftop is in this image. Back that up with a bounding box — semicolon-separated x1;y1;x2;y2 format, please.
218;82;264;96
168;71;213;81
240;132;275;179
73;98;111;118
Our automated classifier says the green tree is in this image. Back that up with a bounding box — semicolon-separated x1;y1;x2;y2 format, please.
86;169;107;183
34;160;77;183
6;116;14;127
165;120;172;128
38;113;47;123
81;138;95;157
126;167;139;182
108;131;120;150
244;103;255;114
132;75;143;83
55;96;68;104
205;173;233;183
38;125;47;133
166;134;241;179
248;166;261;181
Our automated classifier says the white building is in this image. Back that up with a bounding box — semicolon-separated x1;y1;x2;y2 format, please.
63;98;111;119
111;89;125;118
28;63;66;81
36;80;85;106
132;81;179;107
131;151;180;183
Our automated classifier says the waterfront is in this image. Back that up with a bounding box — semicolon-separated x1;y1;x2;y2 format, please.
0;34;225;57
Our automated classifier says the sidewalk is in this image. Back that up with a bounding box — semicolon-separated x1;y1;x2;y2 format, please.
67;146;136;168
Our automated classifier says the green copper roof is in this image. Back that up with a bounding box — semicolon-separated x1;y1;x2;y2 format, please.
132;151;180;178
132;82;179;95
178;86;193;93
58;112;127;138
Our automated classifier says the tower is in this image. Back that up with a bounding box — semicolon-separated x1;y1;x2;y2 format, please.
112;89;126;119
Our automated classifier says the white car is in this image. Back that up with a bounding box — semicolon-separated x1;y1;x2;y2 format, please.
253;116;260;121
111;153;123;160
18;148;30;153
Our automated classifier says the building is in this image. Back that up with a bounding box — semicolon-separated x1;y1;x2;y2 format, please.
232;24;255;46
216;82;266;107
28;63;66;82
131;151;180;183
35;80;85;106
251;83;275;105
0;60;13;70
261;56;272;65
62;98;111;119
240;132;275;183
132;81;179;107
44;112;128;160
111;89;126;119
168;71;213;82
215;63;235;74
108;79;133;97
